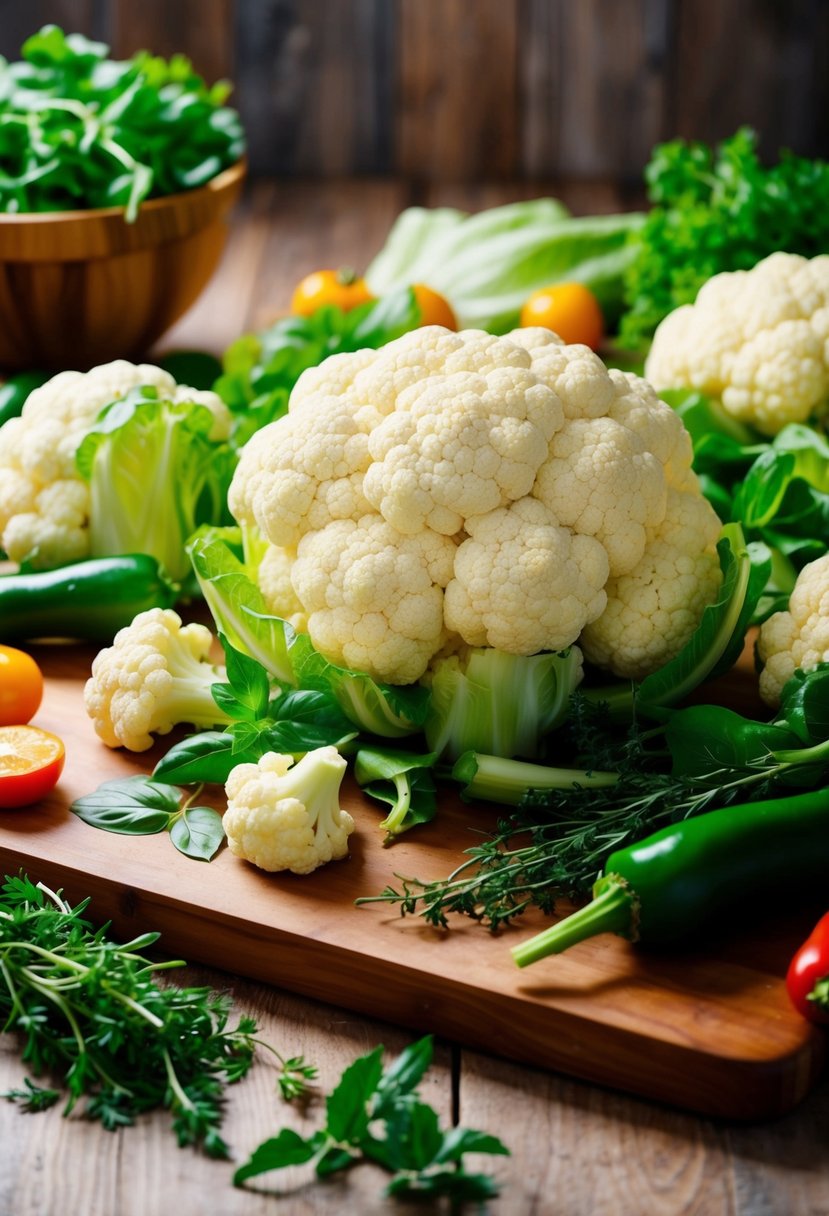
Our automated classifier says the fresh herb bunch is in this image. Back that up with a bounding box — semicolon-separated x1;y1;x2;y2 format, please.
0;875;314;1155
0;25;245;220
235;1036;509;1202
361;663;829;930
620;128;829;348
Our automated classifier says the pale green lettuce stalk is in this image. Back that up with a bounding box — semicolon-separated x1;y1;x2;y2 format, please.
365;200;644;332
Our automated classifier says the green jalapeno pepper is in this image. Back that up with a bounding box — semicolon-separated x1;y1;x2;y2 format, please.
512;786;829;967
0;555;177;643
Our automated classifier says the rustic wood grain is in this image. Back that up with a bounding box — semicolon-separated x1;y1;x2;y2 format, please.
233;0;395;177
397;0;520;180
109;0;235;84
671;0;829;159
0;643;823;1121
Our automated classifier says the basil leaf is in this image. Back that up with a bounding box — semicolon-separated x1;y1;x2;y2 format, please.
219;633;270;719
233;1128;321;1184
170;806;225;862
71;776;180;834
153;732;238;785
326;1046;384;1142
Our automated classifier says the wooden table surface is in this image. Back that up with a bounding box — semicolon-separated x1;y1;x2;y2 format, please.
2;178;829;1216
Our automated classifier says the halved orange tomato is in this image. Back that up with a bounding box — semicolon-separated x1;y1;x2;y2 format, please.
0;724;65;808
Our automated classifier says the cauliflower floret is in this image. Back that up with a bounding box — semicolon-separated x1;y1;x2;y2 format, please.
228;397;373;548
0;360;221;568
258;544;308;633
223;746;354;875
757;553;829;707
581;485;722;679
533;416;666;577
172;385;231;442
84;608;230;751
645;252;829;435
291;514;457;684
363;362;563;536
444;497;608;654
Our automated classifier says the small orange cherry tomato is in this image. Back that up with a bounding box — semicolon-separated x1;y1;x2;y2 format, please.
0;645;43;726
413;284;458;330
0;724;64;807
290;268;373;316
519;282;605;350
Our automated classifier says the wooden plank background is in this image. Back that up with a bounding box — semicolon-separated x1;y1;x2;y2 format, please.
0;0;826;181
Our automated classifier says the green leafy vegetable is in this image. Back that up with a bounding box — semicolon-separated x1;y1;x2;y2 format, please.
354;747;438;840
365;200;644;331
76;387;233;584
621;128;829;348
71;775;224;862
234;1036;509;1201
188;526;429;738
0;26;244;220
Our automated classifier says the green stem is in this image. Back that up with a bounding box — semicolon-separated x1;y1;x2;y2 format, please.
453;752;619;806
511;877;637;968
379;773;411;837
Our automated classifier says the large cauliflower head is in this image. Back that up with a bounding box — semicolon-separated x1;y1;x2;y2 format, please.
645;252;829;436
757;553;829;707
0;360;229;568
229;326;721;683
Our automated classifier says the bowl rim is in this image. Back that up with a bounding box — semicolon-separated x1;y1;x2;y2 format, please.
0;156;247;227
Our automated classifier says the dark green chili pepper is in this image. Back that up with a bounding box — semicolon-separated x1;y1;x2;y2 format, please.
0;371;50;428
0;554;177;643
512;786;829;966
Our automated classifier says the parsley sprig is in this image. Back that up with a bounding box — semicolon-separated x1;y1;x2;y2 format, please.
0;874;313;1156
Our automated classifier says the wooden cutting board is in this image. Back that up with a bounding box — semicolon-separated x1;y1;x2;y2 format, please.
0;643;824;1121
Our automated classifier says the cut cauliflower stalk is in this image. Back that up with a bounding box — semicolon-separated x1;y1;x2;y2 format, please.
229;325;722;683
224;746;355;875
0;360;229;568
646;252;829;436
84;608;231;751
757;553;829;707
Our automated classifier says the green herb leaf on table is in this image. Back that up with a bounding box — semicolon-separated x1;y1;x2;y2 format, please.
2;1078;61;1112
354;747;438;840
71;777;224;862
234;1036;509;1201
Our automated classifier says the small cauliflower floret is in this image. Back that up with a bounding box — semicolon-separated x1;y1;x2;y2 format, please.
444;497;609;654
291;514;457;684
171;385;231;441
258;544;308;632
533;416;666;577
223;746;354;875
363;363;563;535
0;360;222;567
581;486;722;679
228;397;373;548
645;252;829;436
757;553;829;707
84;608;230;751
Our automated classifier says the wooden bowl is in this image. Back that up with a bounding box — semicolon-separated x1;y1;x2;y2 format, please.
0;159;246;371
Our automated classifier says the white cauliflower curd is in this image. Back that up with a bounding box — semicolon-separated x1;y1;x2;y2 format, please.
229;326;722;683
757;553;829;707
646;252;829;436
223;746;354;874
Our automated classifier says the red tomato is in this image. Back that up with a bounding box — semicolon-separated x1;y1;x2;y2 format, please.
786;912;829;1024
0;645;43;726
0;724;65;808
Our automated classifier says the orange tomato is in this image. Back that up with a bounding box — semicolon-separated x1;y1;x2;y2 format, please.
0;645;43;726
519;282;605;350
0;724;64;808
413;284;458;330
291;268;373;316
